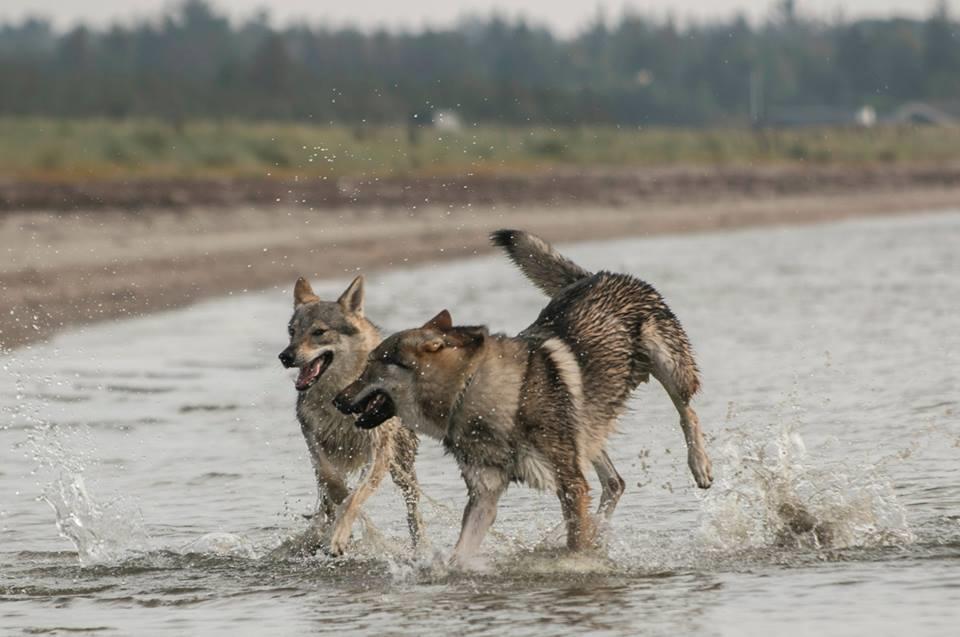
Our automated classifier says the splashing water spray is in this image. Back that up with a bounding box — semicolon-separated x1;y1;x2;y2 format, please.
28;423;151;566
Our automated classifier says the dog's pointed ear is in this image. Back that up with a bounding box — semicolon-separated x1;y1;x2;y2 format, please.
337;275;365;316
451;326;488;348
294;277;320;307
422;309;453;332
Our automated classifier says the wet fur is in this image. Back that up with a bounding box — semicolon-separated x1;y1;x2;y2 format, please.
270;276;424;558
336;230;712;563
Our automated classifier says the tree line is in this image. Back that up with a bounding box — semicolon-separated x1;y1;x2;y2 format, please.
0;0;958;126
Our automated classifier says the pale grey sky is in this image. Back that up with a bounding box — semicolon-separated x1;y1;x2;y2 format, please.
0;0;949;33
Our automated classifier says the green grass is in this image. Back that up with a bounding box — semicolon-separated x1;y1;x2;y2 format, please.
1;118;958;181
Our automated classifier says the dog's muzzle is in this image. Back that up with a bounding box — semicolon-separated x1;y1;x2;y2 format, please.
280;349;334;392
334;381;396;429
278;347;296;368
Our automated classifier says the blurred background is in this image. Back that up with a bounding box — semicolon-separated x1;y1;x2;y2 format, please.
1;0;959;347
2;4;960;634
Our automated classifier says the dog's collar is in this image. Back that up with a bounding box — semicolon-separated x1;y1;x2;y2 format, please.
446;366;479;430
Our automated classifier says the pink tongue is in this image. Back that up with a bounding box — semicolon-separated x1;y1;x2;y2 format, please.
295;358;322;390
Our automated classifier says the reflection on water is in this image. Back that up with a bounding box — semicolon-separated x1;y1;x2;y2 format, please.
2;212;960;635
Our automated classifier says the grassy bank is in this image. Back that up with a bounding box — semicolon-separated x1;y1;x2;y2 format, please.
2;118;960;182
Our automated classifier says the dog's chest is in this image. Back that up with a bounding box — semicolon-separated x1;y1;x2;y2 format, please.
444;411;514;469
443;368;522;472
441;347;565;491
444;413;556;490
297;395;372;473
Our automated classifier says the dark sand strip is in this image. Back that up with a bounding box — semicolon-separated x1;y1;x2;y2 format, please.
3;185;959;350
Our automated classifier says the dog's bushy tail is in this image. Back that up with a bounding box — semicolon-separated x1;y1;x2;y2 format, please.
490;229;592;297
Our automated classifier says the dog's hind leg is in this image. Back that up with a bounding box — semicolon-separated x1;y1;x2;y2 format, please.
327;441;391;556
671;397;713;489
660;384;712;489
451;468;507;567
391;465;425;550
389;430;425;550
646;333;713;489
556;468;595;551
593;449;626;519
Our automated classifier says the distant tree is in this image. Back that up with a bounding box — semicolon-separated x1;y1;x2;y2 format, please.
0;0;958;124
249;33;293;93
778;0;797;25
923;0;960;96
58;26;92;70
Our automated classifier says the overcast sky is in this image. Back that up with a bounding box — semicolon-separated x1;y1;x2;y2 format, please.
0;1;949;33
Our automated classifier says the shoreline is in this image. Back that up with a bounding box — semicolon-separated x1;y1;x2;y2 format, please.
3;184;959;351
4;162;960;212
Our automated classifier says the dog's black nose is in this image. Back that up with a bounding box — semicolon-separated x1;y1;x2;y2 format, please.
278;348;295;368
332;392;352;414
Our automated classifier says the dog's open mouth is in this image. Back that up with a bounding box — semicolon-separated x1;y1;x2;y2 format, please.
354;390;395;429
295;351;334;391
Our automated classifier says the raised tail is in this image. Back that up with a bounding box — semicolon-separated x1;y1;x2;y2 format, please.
490;229;592;297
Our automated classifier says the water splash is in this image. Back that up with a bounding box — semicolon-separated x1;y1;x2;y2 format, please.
28;424;151;566
40;473;150;565
699;423;915;552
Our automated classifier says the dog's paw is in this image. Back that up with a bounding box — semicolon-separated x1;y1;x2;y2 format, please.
447;552;488;573
688;448;713;489
326;524;351;557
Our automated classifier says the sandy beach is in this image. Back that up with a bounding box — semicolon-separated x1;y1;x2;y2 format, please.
3;177;959;350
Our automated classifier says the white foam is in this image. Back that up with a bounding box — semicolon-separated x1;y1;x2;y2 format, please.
698;423;915;551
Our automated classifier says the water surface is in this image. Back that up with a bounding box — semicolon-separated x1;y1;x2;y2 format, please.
2;212;959;635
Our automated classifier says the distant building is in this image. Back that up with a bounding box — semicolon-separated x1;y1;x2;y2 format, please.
634;69;654;87
432;109;463;131
765;101;959;129
855;106;877;128
889;102;957;127
763;105;877;128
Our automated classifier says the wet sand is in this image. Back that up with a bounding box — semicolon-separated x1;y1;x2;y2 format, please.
3;184;960;350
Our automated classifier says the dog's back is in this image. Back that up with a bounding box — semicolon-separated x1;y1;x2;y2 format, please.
495;230;701;420
493;229;712;490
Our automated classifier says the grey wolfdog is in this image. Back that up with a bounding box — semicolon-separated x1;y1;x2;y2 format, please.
335;230;712;564
272;275;424;558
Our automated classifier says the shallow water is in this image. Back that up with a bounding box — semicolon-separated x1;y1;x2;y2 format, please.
2;212;959;635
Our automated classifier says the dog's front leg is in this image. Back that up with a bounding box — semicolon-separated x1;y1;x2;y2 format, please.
450;469;507;567
304;433;351;509
267;449;349;560
304;449;350;553
327;441;391;556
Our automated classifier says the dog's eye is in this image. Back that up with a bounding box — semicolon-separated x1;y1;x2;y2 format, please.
287;326;294;337
380;354;411;370
312;328;326;337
